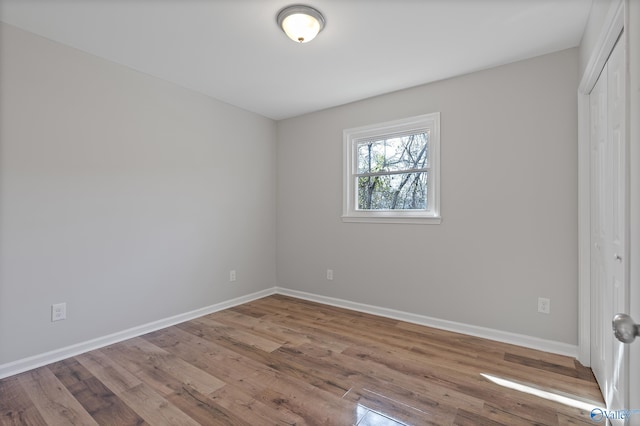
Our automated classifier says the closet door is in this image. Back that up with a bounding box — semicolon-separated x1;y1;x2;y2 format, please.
589;53;607;397
590;35;628;411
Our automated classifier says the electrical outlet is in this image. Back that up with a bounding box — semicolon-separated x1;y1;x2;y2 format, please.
51;303;67;322
229;270;236;282
538;297;550;314
326;269;333;280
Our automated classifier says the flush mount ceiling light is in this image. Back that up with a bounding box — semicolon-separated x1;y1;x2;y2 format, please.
277;4;325;43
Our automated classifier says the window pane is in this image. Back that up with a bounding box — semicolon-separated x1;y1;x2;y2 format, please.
357;172;427;210
357;132;429;174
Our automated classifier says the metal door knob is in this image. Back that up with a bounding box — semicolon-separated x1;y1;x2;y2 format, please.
612;313;640;343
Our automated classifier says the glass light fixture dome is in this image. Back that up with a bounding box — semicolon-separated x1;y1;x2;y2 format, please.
277;5;325;43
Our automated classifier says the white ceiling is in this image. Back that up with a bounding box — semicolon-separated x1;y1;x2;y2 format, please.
0;0;592;120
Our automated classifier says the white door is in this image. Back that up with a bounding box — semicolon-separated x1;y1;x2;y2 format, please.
590;35;629;413
590;48;608;397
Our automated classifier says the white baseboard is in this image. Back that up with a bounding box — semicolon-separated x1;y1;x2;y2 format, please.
0;288;276;380
0;285;578;379
275;287;578;358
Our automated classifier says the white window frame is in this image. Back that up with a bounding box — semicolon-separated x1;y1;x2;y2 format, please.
342;113;441;224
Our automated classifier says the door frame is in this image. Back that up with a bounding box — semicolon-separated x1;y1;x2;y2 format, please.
577;0;624;366
626;0;640;413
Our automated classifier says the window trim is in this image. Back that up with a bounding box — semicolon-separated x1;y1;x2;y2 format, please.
342;113;441;224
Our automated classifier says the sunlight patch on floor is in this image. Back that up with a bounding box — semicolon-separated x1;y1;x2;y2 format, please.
481;373;604;412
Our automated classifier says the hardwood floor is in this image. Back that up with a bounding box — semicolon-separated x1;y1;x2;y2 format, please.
1;294;603;425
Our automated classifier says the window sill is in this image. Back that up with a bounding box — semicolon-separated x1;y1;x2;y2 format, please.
341;215;442;225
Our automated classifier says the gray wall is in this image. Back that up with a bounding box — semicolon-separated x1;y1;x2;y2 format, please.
0;23;277;364
0;20;582;366
277;49;579;344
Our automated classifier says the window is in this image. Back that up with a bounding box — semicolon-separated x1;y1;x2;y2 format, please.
342;113;440;224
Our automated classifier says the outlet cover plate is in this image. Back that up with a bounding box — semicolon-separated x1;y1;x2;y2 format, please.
537;297;550;314
51;303;67;322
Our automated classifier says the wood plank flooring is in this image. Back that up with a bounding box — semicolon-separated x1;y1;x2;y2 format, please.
0;294;604;425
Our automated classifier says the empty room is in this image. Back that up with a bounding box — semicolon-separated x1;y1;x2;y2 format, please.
1;0;639;425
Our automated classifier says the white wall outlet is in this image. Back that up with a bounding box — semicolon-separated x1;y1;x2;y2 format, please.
537;297;550;314
229;270;236;282
326;269;334;281
51;303;67;322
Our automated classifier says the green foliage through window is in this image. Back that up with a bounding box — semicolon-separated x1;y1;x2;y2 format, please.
355;132;429;210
